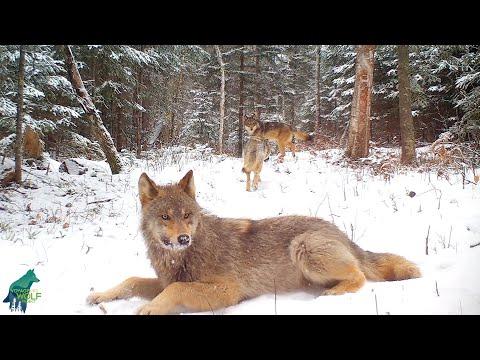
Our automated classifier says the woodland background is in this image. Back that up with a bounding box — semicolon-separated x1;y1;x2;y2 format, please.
1;45;479;176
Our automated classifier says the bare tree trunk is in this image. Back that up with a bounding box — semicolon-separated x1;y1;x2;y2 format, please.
14;45;26;183
136;77;143;156
291;96;295;127
64;45;122;174
114;104;120;149
168;72;184;144
215;45;225;154
254;45;261;120
136;45;144;158
397;45;416;164
346;45;376;159
315;45;322;133
238;48;245;158
110;99;115;143
116;102;125;151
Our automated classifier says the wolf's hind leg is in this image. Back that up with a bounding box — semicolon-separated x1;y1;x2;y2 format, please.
277;141;286;162
87;277;164;304
290;231;366;295
245;171;251;191
253;172;261;190
288;142;296;157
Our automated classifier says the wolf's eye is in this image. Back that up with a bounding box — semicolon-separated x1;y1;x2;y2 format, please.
161;214;170;220
184;213;191;219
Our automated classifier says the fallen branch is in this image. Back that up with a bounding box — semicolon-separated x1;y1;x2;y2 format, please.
87;198;115;205
9;188;26;195
21;167;57;186
470;242;480;248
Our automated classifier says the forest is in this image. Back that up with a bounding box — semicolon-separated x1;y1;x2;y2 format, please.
1;45;479;173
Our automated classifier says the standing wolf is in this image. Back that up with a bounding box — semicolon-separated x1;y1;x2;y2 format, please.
87;171;421;315
242;135;270;191
243;114;312;161
3;269;39;313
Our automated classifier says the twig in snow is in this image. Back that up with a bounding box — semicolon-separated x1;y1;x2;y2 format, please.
9;188;26;195
447;226;452;248
327;194;335;224
425;225;431;255
374;293;379;315
87;198;115;205
435;281;440;297
470;241;480;248
21;167;56;186
98;303;108;314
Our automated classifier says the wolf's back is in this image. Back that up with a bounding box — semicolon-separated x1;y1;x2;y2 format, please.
293;130;313;142
243;139;265;171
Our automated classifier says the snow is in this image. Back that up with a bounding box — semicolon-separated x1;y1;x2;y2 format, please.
1;147;479;315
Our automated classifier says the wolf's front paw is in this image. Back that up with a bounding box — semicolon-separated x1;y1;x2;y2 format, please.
136;303;166;315
322;289;344;296
86;291;117;305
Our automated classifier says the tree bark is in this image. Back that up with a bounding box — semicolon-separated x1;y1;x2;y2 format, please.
291;96;295;127
168;72;184;144
397;45;416;164
135;93;142;156
14;45;26;183
116;100;125;151
63;45;122;174
136;45;144;158
346;45;376;159
315;45;322;133
215;45;225;154
254;45;261;120
238;48;245;158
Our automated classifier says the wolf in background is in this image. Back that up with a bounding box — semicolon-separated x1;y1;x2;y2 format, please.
87;170;421;315
242;135;270;191
243;114;313;161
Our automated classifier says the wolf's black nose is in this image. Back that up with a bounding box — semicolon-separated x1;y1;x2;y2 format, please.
178;234;190;245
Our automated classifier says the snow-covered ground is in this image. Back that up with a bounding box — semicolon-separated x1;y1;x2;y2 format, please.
1;146;479;315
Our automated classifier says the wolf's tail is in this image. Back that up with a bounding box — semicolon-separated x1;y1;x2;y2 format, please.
359;251;421;281
293;131;313;142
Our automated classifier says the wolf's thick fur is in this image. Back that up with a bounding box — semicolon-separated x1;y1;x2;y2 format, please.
242;136;269;191
244;114;312;161
87;171;421;315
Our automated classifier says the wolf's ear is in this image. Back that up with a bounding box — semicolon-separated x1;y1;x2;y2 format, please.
138;173;159;206
178;170;195;199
